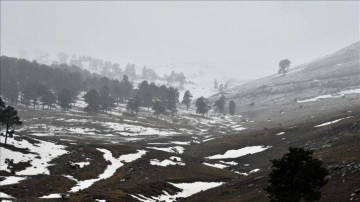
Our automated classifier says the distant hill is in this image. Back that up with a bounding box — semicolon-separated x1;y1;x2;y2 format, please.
209;41;360;129
229;41;359;100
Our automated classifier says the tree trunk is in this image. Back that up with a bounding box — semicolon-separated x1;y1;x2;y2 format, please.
4;125;9;145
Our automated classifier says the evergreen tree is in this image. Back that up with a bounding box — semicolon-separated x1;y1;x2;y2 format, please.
229;100;236;115
167;87;179;115
138;80;149;106
152;100;166;116
214;95;226;115
0;98;22;145
84;89;101;113
99;85;115;112
195;96;210;116
110;80;122;104
120;75;133;101
41;88;56;109
126;94;141;114
58;88;72;110
278;59;291;76
143;91;153;111
0;97;5;109
266;147;328;202
182;90;192;110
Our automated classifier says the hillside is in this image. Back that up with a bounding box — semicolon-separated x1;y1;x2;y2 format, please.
0;42;359;202
211;41;360;130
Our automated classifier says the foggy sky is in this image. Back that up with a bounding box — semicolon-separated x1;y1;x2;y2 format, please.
1;1;359;79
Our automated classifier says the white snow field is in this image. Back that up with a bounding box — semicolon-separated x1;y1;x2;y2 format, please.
206;146;271;160
146;146;185;154
131;181;224;202
0;135;67;175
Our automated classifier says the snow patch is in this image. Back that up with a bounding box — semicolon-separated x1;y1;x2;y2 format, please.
131;181;224;202
314;116;353;127
146;146;185;154
206;146;271;159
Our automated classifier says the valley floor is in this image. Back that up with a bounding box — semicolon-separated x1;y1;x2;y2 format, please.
0;94;360;202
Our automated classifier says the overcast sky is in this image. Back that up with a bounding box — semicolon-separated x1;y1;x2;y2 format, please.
1;1;359;79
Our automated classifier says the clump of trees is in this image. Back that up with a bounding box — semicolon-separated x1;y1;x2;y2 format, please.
58;89;73;110
278;59;291;76
152;100;166;116
266;147;328;202
0;97;22;145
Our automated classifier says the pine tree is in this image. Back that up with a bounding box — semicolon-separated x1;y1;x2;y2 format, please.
195;96;210;116
41;88;56;109
84;89;101;113
266;147;328;202
167;87;179;115
0;98;22;145
214;95;226;115
58;88;72;110
152;100;166;116
182;90;192;110
126;95;141;114
99;85;115;112
278;59;291;76
120;75;133;102
229;101;236;115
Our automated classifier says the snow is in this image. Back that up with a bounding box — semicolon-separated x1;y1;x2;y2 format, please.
297;88;360;103
275;132;285;136
0;135;67;175
146;146;185;154
231;126;246;131
0;192;14;199
150;156;185;167
203;137;215;142
39;193;62;199
206;146;271;159
72;161;90;168
67;149;146;192
0;176;27;186
219;161;238;166
131;181;224;202
234;168;260;176
102;122;179;136
203;162;228;169
169;141;191;145
314;116;353;127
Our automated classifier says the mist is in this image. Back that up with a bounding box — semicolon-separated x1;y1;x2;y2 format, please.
1;1;359;79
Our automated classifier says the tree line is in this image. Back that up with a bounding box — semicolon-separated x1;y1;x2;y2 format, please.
1;56;237;117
